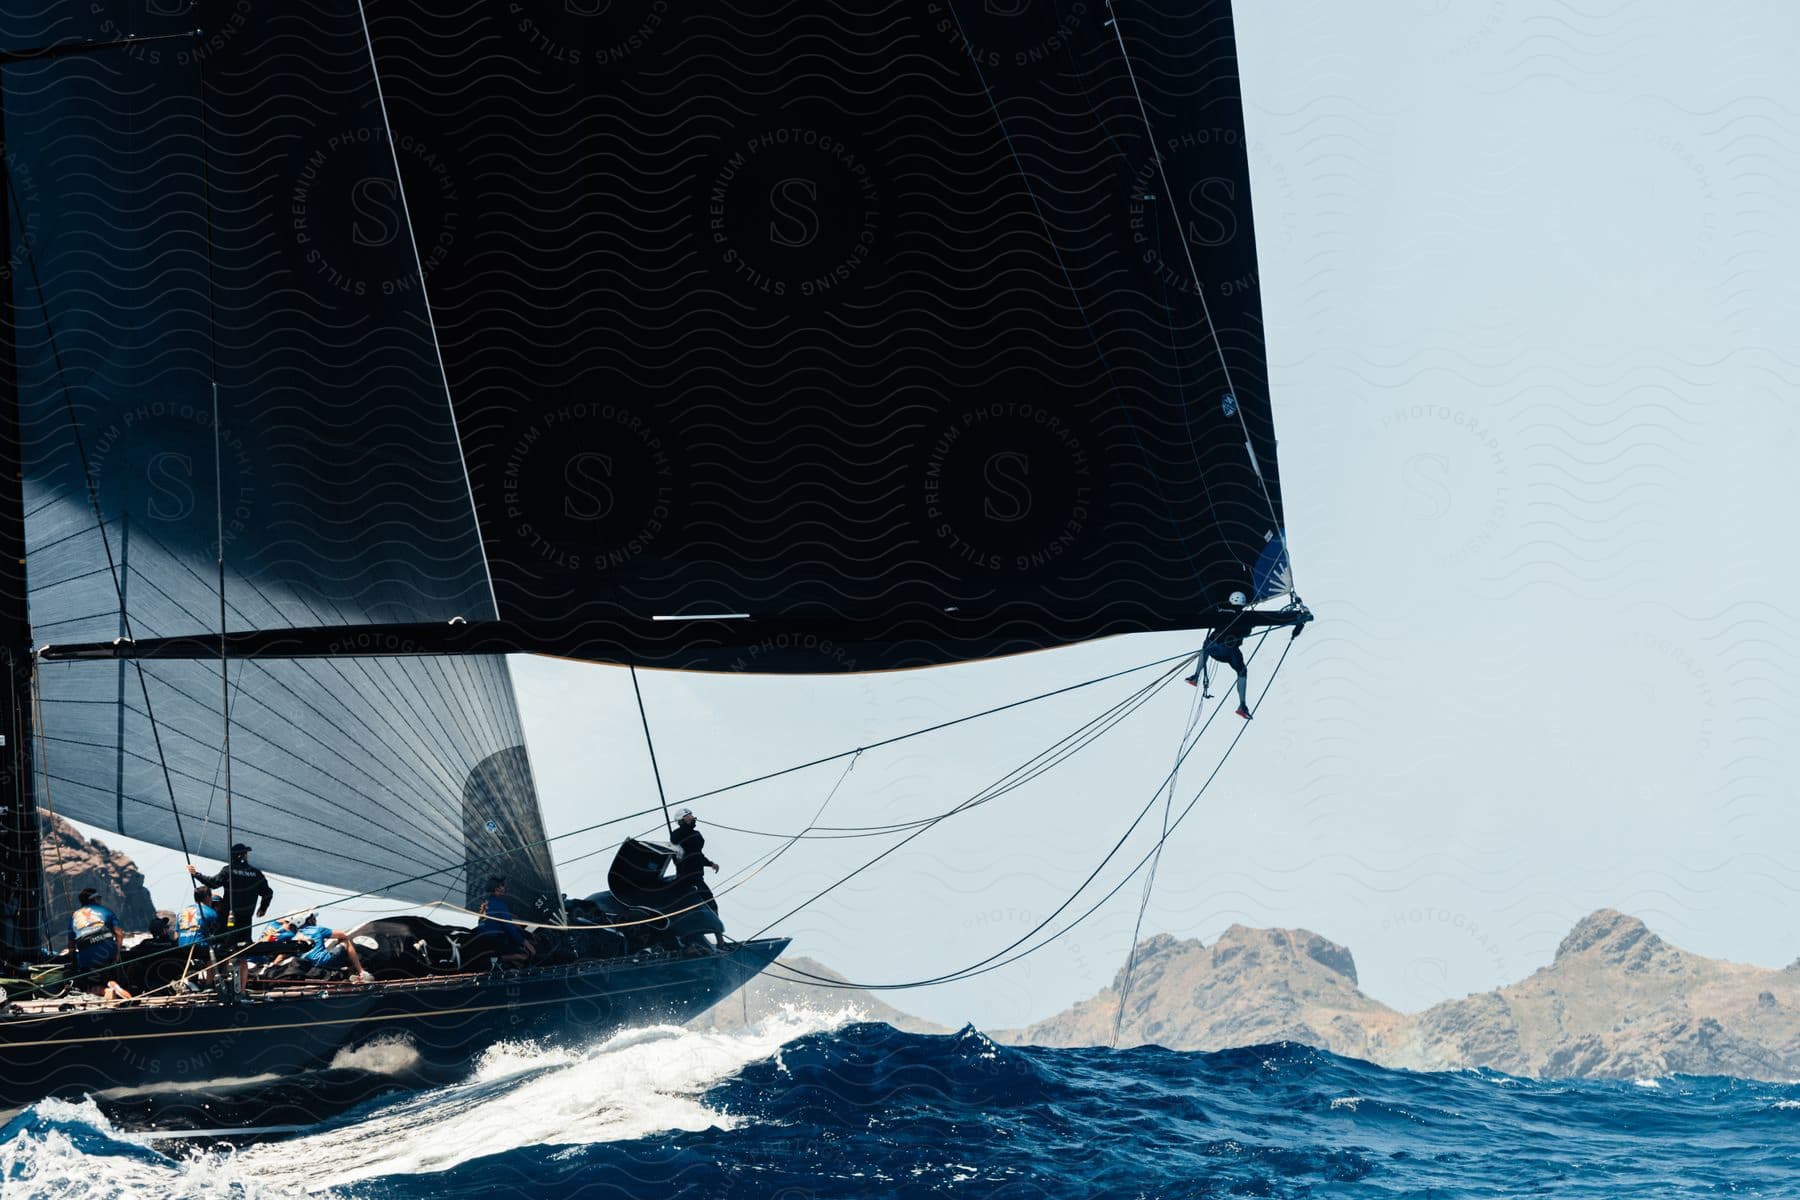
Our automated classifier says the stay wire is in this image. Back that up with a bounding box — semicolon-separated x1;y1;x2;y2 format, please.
746;656;1193;946
678;661;1180;845
630;663;674;836
762;633;1290;992
679;648;1195;811
1113;654;1202;1046
198;35;236;901
117;652;1200;944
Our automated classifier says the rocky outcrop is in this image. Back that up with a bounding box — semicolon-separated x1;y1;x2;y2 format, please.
1003;909;1800;1081
1001;924;1402;1060
1376;909;1800;1080
685;955;949;1036
38;814;158;936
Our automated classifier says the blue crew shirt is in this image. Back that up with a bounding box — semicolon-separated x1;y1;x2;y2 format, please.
478;895;526;947
69;903;120;969
297;924;343;967
176;902;219;948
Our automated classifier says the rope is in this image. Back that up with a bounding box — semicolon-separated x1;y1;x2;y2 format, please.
352;0;498;616
745;658;1190;945
630;663;674;836
1112;654;1202;1046
762;633;1294;992
198;39;237;914
12;650;1205;994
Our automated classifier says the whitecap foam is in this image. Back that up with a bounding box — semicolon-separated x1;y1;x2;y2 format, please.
328;1033;422;1076
0;1098;323;1200
1329;1096;1364;1111
1633;1078;1663;1089
230;1003;862;1189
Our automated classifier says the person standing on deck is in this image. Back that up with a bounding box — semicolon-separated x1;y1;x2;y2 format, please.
188;843;273;991
670;809;720;915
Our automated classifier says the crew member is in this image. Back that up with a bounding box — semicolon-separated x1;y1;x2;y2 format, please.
1186;631;1253;719
188;842;274;990
476;877;535;968
68;887;131;1001
292;915;375;982
176;885;220;982
671;809;720;915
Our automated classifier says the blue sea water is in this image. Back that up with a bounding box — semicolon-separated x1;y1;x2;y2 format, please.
5;1009;1800;1198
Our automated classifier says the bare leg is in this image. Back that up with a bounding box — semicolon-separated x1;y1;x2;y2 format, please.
333;932;372;978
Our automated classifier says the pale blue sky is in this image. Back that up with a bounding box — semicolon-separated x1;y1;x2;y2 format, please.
98;1;1800;1031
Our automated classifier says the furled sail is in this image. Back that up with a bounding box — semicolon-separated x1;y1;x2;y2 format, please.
1;2;559;917
360;0;1294;672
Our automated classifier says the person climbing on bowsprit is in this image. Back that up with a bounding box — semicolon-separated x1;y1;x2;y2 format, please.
188;842;273;990
670;809;720;915
1186;630;1253;719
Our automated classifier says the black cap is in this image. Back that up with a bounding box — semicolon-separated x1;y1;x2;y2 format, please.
77;887;100;905
485;875;506;893
231;842;251;855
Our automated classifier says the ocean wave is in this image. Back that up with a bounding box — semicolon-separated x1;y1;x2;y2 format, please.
10;1017;1800;1198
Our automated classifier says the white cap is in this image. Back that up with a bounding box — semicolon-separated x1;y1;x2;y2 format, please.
677;808;695;819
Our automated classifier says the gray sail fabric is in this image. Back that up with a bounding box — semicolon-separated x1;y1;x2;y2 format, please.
33;650;558;916
2;3;558;908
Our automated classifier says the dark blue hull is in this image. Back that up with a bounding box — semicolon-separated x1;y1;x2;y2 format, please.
0;938;786;1130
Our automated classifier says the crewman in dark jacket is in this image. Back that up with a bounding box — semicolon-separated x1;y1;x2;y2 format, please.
1186;630;1253;719
670;809;719;915
188;842;274;991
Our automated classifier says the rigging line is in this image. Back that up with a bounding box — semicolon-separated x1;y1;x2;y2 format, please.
198;42;235;880
760;652;1240;990
688;663;1181;844
352;0;497;617
679;648;1194;808
2;171;192;869
66;651;1211;941
642;654;1181;849
766;633;1296;993
629;663;675;836
1021;14;1236;557
746;657;1191;943
29;672;76;930
1102;1;1292;591
1112;653;1202;1047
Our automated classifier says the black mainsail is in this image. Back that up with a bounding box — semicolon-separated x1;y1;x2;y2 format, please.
2;0;1302;972
0;0;1300;1124
0;1;560;934
373;0;1295;672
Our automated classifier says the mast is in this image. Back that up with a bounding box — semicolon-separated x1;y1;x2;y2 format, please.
0;61;45;965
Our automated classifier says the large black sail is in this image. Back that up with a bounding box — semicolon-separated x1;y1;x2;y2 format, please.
363;0;1293;673
1;3;559;917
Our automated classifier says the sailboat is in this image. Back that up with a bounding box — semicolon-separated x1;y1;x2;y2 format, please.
0;0;1306;1126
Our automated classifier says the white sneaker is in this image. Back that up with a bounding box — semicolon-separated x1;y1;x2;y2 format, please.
355;970;376;983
